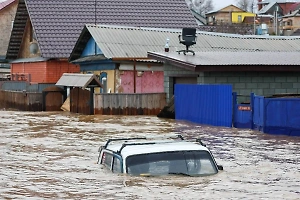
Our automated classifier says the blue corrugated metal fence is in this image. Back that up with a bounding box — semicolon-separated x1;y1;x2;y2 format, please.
252;95;300;136
232;93;253;129
175;84;233;127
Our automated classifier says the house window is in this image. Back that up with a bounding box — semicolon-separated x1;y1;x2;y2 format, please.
238;15;242;22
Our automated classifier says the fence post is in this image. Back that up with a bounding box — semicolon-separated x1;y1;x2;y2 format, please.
232;92;237;127
250;93;254;129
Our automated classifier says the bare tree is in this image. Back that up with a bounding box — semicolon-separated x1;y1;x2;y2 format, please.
236;0;256;12
186;0;214;15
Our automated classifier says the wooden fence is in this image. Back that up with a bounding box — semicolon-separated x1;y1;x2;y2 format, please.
0;89;167;115
0;90;42;111
94;93;166;115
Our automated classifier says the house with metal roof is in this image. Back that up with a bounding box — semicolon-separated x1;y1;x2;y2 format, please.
258;0;300;15
0;0;17;79
69;25;181;94
282;7;300;35
5;0;197;85
146;33;300;103
69;24;300;103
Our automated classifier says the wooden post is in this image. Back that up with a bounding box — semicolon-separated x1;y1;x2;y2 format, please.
134;59;136;93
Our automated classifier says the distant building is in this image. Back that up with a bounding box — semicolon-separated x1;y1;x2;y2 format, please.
0;0;17;78
282;8;300;35
258;0;300;15
206;5;248;25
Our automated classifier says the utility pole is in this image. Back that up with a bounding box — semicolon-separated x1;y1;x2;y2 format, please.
254;15;256;35
253;5;257;35
275;6;278;35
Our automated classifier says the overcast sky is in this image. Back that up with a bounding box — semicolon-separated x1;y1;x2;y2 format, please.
214;0;237;10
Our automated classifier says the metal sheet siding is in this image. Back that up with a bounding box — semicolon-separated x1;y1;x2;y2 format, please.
150;51;300;66
175;84;233;127
252;95;265;132
233;104;252;128
264;98;300;136
1;81;27;91
232;92;253;129
56;73;95;88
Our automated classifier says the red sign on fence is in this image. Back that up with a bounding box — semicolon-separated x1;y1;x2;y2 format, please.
238;106;251;111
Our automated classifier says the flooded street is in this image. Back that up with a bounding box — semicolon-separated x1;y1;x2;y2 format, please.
0;111;299;199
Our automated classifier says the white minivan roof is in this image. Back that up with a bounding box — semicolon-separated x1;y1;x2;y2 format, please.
106;140;209;159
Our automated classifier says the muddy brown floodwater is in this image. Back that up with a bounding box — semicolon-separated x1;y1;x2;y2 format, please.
0;111;299;199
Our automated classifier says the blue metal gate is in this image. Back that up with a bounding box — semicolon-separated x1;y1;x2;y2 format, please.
175;84;232;127
232;93;253;129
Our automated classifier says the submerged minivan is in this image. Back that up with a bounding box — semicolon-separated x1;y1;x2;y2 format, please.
97;135;223;176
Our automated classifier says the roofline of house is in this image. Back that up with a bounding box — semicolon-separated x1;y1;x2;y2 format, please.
147;52;300;72
112;57;151;61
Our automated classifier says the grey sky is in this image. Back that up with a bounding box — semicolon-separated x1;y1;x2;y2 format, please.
214;0;237;10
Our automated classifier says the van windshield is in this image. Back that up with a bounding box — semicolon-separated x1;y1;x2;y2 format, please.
126;150;218;176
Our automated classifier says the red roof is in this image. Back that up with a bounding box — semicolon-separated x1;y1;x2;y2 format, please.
289;2;300;12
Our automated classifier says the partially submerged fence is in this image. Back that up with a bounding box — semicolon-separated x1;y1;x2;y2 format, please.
175;84;300;136
0;90;42;111
233;93;300;136
94;93;166;115
252;94;300;136
175;84;233;127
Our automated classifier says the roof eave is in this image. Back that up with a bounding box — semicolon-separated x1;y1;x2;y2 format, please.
147;52;300;72
147;52;196;72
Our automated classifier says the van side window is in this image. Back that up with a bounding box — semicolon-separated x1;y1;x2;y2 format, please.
101;152;113;169
112;157;122;173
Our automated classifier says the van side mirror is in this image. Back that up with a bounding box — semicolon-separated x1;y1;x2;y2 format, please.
217;165;223;170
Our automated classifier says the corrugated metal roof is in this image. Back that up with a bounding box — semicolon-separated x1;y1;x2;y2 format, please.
258;2;276;14
55;73;103;89
74;24;300;60
148;51;300;66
